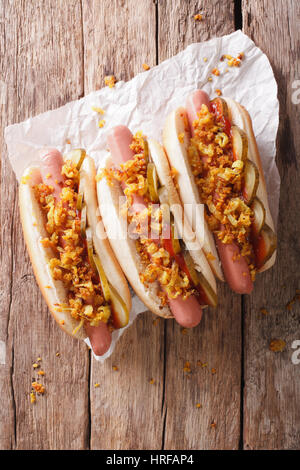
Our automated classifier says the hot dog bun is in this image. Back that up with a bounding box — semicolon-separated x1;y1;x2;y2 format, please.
19;154;131;340
97;139;217;319
163;98;276;279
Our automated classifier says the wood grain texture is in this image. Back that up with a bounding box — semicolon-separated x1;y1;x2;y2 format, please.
88;312;165;450
158;0;235;59
82;0;165;450
83;0;157;91
242;0;300;450
0;0;18;450
0;0;90;450
158;0;241;450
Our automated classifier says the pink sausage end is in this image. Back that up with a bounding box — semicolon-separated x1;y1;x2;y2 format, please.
108;125;148;215
168;295;203;328
108;125;135;166
186;90;210;136
85;322;112;356
215;238;254;294
39;148;64;200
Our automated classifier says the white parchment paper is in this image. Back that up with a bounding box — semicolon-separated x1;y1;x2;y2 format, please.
4;30;280;361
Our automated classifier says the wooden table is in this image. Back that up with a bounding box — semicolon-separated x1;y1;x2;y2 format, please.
0;0;299;450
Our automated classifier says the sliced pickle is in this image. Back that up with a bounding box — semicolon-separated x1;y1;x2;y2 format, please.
183;251;199;286
80;203;87;239
211;97;229;118
86;227;96;271
253;224;277;270
251;197;265;235
243;159;259;204
232;126;248;162
147;162;159;203
77;178;84;211
197;272;218;308
158;185;169;205
109;284;130;329
67;148;86;170
142;137;149;163
160;202;171;240
93;253;110;302
171;219;181;254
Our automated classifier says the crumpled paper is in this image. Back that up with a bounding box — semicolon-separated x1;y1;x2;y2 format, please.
4;30;280;362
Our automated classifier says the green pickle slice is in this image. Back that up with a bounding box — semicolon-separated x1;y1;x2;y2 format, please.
93;253;111;303
86;227;96;271
142;137;149;163
77;178;84;211
171;219;181;255
69;148;86;170
183;251;199;286
80;203;87;239
109;284;129;329
147;162;159;203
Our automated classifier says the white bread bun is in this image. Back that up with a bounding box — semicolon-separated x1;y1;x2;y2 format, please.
19;156;131;340
96;140;217;319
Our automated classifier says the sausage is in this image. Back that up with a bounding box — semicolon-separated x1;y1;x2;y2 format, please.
168;295;202;328
39;148;112;355
108;126;203;327
186;90;253;294
84;322;112;356
186;90;210;137
215;237;253;294
39;148;65;200
107;125;134;165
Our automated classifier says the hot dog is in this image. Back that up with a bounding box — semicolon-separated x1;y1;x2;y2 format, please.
108;126;203;327
97;126;218;326
19;147;131;356
186;91;253;294
163;89;277;294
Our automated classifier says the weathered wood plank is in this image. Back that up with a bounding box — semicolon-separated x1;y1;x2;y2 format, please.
0;0;19;450
1;0;90;450
82;0;165;450
158;0;241;450
83;0;157;90
158;0;235;59
242;0;300;450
